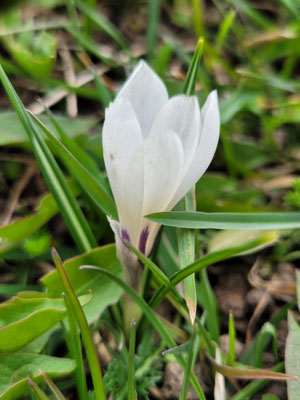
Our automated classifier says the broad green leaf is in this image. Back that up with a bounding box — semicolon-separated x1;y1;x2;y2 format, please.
147;211;300;230
0;292;90;352
286;312;300;399
0;181;79;256
41;244;123;323
0;353;75;400
0;111;96;146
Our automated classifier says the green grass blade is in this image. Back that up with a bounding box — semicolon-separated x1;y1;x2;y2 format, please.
179;325;197;400
191;0;204;38
177;193;197;324
197;268;220;343
93;70;113;108
75;0;128;50
228;311;236;366
229;362;285;400
43;106;101;179
147;211;300;230
67;26;116;66
216;10;236;50
41;373;67;400
63;294;88;400
177;39;205;324
146;0;160;58
52;249;106;400
128;320;136;400
183;38;204;96
29;111;118;219
0;65;96;252
27;379;51;400
80;264;206;400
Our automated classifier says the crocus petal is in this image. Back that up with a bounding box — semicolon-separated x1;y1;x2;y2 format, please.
150;95;201;176
115;60;168;138
103;98;144;246
141;129;184;254
169;90;220;208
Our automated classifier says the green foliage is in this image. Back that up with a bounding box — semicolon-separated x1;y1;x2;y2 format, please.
286;179;300;209
103;330;162;399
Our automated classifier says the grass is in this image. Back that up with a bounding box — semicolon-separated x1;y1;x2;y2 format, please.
0;0;299;399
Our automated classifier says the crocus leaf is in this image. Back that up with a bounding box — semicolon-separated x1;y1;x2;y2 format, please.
147;211;300;230
285;311;300;399
41;244;123;323
0;353;75;400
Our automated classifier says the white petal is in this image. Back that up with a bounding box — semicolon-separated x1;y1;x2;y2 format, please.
150;95;201;176
141;130;184;254
115;60;168;138
103;98;144;246
169;90;220;208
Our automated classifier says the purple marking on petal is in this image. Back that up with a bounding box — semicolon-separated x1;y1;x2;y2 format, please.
139;226;149;255
121;229;131;244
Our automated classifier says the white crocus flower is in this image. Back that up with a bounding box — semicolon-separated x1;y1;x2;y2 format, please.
103;60;220;288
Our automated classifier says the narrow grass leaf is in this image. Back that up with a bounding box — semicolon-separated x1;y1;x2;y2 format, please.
27;379;51;400
216;10;236;50
183;38;204;96
197;269;220;343
128;320;136;400
177;39;205;323
0;65;96;252
230;362;285;400
228;311;236;366
52;249;106;400
41;373;66;400
147;211;300;230
63;294;88;400
146;0;160;57
208;355;295;380
29;111;117;219
93;71;113;108
285;312;300;399
179;325;197;400
43;106;101;179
